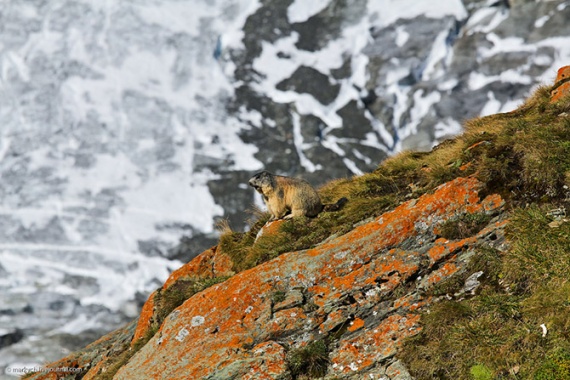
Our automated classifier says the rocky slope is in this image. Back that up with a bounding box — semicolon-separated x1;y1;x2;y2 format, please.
3;0;570;375
26;174;509;380
22;67;570;379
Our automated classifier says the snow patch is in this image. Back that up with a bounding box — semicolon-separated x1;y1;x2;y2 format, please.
287;0;330;23
434;118;463;141
534;15;550;28
465;7;509;35
394;26;409;47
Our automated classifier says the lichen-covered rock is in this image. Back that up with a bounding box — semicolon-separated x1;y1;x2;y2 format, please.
162;246;234;290
256;219;287;241
131;245;234;345
25;320;137;380
27;175;509;380
551;65;570;102
103;177;505;379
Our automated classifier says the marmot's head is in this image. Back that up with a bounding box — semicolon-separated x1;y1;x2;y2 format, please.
248;171;275;194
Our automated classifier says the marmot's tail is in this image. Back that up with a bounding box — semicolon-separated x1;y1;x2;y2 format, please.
322;197;348;212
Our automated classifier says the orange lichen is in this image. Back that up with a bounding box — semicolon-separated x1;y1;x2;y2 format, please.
131;290;157;345
482;193;505;212
243;341;288;380
427;237;474;264
426;261;459;286
348;318;365;332
557;65;570;81
271;307;308;335
393;293;427;311
551;81;570;103
212;250;234;277
551;65;570;102
459;162;472;171
331;314;421;374
130;246;236;348
162;246;217;290
256;219;286;240
82;359;106;380
465;140;491;153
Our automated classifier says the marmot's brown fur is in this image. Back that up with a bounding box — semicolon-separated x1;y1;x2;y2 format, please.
248;171;347;220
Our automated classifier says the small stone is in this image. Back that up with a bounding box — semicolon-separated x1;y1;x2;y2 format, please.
548;219;567;228
540;323;548;337
546;207;566;218
463;271;484;294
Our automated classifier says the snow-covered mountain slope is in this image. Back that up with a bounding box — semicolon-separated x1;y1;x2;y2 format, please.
1;0;570;375
0;0;263;374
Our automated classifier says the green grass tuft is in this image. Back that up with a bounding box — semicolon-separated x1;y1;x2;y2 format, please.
155;276;230;325
271;289;287;304
401;206;570;378
470;364;493;380
287;340;330;379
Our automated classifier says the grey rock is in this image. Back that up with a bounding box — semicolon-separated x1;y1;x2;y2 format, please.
333;100;374;140
462;271;484;294
386;359;413;380
273;289;304;312
0;329;23;350
167;232;218;262
207;171;258;231
276;66;340;105
292;0;367;52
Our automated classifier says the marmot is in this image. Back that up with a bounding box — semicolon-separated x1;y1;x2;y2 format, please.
248;171;347;220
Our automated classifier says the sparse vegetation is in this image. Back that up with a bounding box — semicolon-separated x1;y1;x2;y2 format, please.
287;340;331;379
398;88;570;378
535;348;570;379
271;289;287;304
220;86;570;275
437;212;492;240
401;207;570;378
155;276;231;326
